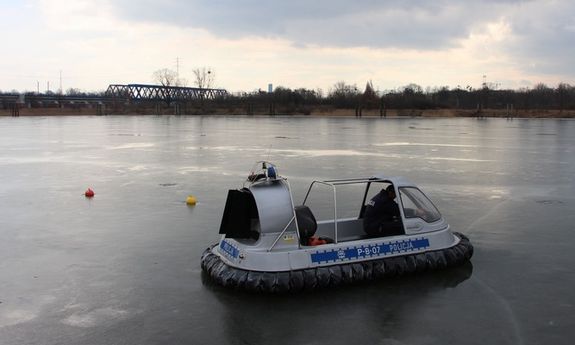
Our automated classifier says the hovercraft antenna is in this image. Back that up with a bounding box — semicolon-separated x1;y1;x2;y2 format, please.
266;144;272;162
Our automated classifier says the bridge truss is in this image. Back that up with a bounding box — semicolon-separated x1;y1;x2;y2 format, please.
106;84;228;103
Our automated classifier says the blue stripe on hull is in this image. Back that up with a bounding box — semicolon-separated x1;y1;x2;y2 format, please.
310;238;430;264
220;240;240;259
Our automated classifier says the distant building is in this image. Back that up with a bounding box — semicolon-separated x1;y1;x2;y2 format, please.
268;84;273;93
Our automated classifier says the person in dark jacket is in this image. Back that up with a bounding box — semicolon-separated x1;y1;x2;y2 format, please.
363;185;403;237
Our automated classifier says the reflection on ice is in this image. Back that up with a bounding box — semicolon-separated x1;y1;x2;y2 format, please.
203;146;492;162
61;307;131;328
106;143;155;150
275;149;377;157
178;166;221;174
425;156;492;162
375;142;478;148
0;309;39;327
0;295;56;327
127;165;147;172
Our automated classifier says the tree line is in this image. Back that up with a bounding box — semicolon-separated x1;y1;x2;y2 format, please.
228;81;575;111
3;78;574;111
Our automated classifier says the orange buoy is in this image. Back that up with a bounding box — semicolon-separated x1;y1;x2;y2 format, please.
85;188;95;198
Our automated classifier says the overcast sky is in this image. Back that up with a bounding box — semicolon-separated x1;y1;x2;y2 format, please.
1;0;574;93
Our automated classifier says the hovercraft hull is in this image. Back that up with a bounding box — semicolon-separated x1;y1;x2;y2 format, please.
201;232;473;293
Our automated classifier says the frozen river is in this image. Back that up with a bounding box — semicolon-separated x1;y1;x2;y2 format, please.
1;115;574;344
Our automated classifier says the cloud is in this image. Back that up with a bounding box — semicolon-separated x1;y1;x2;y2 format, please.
103;0;575;82
108;0;529;50
501;1;575;77
4;0;574;92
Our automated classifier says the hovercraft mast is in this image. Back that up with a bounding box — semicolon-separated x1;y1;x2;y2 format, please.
245;161;282;187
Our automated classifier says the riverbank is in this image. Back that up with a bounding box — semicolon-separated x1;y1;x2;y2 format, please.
2;107;575;118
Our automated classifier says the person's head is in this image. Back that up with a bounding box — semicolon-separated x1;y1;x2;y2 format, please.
385;185;396;199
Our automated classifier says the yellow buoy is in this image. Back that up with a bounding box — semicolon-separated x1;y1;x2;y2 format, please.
186;195;197;205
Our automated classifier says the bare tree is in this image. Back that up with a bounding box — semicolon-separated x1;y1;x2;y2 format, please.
66;88;83;96
328;81;359;108
192;67;215;89
152;68;187;87
330;81;358;98
402;83;423;95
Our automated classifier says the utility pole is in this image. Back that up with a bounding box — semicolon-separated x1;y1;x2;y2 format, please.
59;70;63;94
37;81;40;94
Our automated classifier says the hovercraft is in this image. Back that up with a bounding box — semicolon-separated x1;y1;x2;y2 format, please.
201;162;473;292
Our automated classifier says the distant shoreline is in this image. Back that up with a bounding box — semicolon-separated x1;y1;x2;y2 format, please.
2;107;575;118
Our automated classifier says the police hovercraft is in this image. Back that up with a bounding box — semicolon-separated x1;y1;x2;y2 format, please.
201;162;473;292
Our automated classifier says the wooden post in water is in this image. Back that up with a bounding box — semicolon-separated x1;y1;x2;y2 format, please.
355;105;362;118
381;102;387;118
269;103;275;115
10;103;19;117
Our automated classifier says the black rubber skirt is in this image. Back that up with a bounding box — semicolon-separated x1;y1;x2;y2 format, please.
201;232;473;293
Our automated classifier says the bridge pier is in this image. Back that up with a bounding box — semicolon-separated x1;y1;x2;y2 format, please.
96;103;106;116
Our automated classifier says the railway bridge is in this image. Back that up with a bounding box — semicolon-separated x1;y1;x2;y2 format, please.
105;84;228;103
